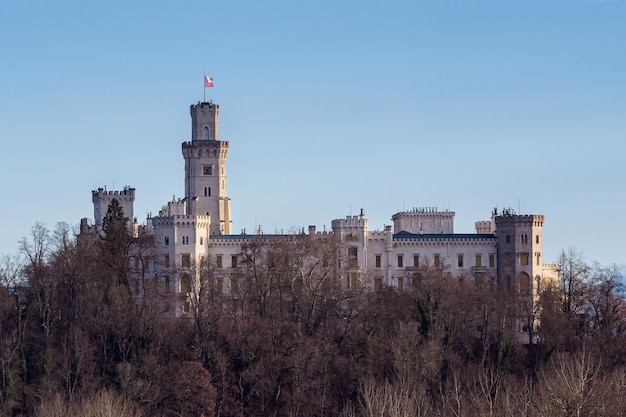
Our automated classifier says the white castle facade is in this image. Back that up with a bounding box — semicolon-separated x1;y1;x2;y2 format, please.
80;100;559;324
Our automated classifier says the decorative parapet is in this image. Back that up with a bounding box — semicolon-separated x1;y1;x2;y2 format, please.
152;214;211;229
392;207;455;217
393;232;496;243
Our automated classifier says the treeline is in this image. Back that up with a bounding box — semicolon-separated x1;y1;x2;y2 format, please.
1;220;625;416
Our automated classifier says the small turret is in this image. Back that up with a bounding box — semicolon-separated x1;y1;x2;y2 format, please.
190;101;219;141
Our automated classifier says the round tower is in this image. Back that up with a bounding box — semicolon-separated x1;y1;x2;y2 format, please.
182;101;232;235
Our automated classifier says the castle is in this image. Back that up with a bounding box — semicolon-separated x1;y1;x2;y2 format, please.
80;100;560;330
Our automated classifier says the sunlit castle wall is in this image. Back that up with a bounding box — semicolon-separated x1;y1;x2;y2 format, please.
392;207;455;234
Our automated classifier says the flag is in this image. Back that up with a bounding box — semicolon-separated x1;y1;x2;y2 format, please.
204;75;214;88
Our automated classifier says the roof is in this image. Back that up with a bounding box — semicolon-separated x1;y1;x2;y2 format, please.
393;231;496;242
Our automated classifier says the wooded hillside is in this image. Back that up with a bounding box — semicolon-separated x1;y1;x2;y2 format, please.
1;222;625;417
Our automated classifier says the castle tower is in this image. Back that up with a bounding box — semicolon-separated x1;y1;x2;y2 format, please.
495;210;544;296
92;186;135;234
182;101;232;235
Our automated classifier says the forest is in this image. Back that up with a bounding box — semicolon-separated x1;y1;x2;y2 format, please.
1;206;625;416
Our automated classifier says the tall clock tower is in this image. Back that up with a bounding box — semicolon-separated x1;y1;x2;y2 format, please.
182;101;232;235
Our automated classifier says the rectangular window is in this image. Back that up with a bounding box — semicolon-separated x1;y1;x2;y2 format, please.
413;254;419;267
202;165;213;175
489;254;495;268
374;278;382;293
457;254;464;268
231;255;237;268
536;252;541;266
434;254;440;268
397;277;403;292
475;254;482;267
536;235;540;244
181;254;191;268
216;278;223;294
347;272;359;290
505;253;512;266
230;277;238;293
164;254;170;268
397;255;403;268
199;255;205;265
375;255;381;268
216;255;223;269
520;253;529;265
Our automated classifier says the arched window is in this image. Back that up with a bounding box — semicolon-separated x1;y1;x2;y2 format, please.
180;274;192;293
164;236;169;245
519;272;531;294
164;276;171;294
203;126;209;139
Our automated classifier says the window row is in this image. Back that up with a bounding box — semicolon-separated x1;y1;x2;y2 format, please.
215;254;239;269
503;252;541;266
163;235;205;246
504;234;540;244
376;253;496;269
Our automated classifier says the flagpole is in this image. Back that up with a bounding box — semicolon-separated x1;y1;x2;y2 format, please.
203;73;206;102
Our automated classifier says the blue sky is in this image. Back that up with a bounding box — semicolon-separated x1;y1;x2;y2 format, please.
1;0;625;267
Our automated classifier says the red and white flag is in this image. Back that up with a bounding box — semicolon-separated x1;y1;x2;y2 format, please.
204;75;214;88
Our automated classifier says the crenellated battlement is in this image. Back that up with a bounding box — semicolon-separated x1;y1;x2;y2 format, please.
475;220;493;234
152;214;211;229
182;140;229;159
331;211;368;230
190;100;220;141
190;101;219;113
393;207;455;217
92;186;135;200
392;206;455;234
495;213;544;227
91;186;135;231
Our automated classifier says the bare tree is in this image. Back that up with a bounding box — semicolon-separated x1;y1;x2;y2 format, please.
539;347;603;417
558;248;590;316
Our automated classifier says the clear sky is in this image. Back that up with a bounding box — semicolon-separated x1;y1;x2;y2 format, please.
1;0;625;268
